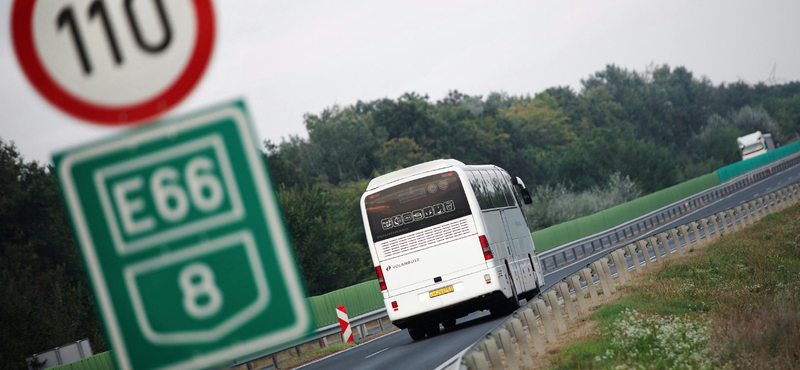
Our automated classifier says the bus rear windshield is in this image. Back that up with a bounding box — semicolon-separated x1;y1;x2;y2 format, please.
365;172;472;243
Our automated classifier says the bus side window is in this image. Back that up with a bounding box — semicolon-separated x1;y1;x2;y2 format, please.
478;170;498;209
493;169;513;207
467;171;490;210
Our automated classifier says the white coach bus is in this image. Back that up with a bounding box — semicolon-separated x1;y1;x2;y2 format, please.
360;159;544;340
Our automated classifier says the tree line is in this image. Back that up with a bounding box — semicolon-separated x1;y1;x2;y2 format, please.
2;64;800;369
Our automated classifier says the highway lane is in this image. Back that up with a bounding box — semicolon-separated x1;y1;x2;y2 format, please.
297;310;505;370
298;164;800;370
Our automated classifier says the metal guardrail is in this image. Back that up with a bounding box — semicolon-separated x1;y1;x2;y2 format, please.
233;308;390;368
538;151;800;274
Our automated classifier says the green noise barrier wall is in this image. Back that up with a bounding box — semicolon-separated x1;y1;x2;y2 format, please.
48;351;115;370
717;140;800;182
531;172;720;252
307;279;384;328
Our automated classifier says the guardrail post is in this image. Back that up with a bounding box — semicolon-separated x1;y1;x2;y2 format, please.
521;309;546;355
648;237;663;263
741;205;753;226
556;283;578;320
498;329;519;370
678;225;691;252
747;201;758;221
636;240;652;268
481;338;503;369
756;197;765;217
726;209;739;231
792;184;800;205
689;222;704;246
668;228;680;255
657;233;671;260
625;244;642;274
607;252;626;284
507;319;535;367
717;212;730;235
579;268;599;303
599;258;617;293
779;189;788;210
544;291;568;332
466;351;489;370
767;194;776;213
568;275;589;313
532;300;557;343
591;261;611;296
703;218;716;242
613;249;630;281
741;205;752;226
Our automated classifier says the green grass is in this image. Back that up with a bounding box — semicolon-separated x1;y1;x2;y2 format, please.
547;205;800;370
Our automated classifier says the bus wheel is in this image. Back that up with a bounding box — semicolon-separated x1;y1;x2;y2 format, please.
424;323;441;337
408;327;425;341
442;319;457;329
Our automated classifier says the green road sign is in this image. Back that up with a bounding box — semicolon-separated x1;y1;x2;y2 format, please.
53;101;311;370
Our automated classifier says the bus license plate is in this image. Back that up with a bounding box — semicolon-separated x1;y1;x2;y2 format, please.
429;285;454;298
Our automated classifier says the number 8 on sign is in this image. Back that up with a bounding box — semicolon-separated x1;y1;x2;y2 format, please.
11;0;215;125
179;263;222;319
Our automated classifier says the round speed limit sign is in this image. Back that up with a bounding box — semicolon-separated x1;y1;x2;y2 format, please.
11;0;215;125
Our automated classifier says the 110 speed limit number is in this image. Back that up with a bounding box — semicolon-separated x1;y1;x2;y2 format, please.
11;0;215;124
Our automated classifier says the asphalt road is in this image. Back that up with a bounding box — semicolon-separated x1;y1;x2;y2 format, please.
297;164;800;370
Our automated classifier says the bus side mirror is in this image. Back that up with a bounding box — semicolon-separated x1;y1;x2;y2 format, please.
520;187;532;204
512;176;533;205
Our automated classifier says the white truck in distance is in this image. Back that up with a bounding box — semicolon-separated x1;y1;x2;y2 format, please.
737;131;775;160
360;159;544;340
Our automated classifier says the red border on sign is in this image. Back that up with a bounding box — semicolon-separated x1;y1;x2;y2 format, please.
11;0;215;125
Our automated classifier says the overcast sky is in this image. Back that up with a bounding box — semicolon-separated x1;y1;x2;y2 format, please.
2;0;800;165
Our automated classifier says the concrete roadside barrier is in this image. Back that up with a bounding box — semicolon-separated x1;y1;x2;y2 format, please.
556;283;577;321
704;218;718;241
757;197;767;218
625;244;643;274
544;291;567;332
657;233;671;260
769;193;778;212
668;228;681;256
679;224;691;252
599;258;617;294
520;309;546;355
614;249;631;281
592;261;611;298
579;268;599;303
497;329;518;370
717;212;730;235
568;275;589;314
481;338;502;370
636;240;652;268
726;209;739;231
689;222;703;246
748;201;758;221
532;300;557;343
609;252;627;284
648;237;663;263
507;319;534;367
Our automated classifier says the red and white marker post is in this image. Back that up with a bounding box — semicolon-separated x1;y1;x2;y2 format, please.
336;304;354;343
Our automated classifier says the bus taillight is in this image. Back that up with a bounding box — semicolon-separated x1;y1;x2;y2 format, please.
376;266;387;291
479;235;493;260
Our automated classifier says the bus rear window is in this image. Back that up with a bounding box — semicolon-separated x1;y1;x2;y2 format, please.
364;172;472;243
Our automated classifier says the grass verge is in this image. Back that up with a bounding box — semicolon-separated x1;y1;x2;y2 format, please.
545;206;800;370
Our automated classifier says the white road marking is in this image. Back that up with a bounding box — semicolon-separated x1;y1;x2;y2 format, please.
365;347;390;358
